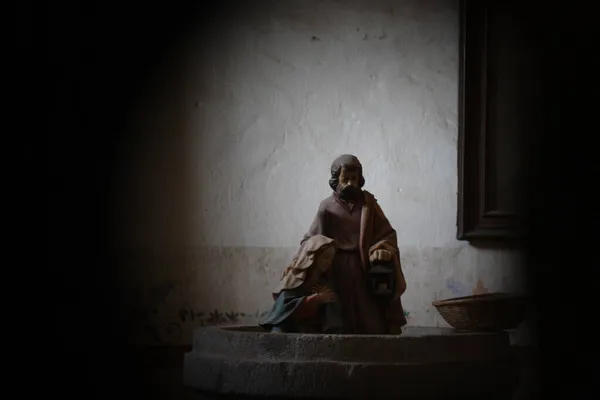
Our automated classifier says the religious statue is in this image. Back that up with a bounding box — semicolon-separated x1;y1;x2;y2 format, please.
290;154;407;334
259;235;344;333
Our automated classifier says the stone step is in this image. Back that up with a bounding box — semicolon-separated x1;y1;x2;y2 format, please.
191;325;512;364
184;352;519;399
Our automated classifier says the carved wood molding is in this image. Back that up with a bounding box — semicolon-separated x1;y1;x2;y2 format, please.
457;0;525;241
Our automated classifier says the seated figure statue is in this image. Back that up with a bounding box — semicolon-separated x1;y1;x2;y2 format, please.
259;235;343;333
289;154;408;334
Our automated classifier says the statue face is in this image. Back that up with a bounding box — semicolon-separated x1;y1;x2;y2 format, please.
337;166;362;201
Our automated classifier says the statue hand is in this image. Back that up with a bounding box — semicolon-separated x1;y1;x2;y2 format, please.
370;249;393;263
314;286;338;304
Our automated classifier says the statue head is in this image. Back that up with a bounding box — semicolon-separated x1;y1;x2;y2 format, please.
329;154;365;202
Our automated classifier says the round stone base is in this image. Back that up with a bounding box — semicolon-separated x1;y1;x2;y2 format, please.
184;326;519;399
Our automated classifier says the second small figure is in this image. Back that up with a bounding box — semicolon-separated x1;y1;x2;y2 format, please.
259;235;343;333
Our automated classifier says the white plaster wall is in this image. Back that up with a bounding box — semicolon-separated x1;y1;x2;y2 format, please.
114;0;529;346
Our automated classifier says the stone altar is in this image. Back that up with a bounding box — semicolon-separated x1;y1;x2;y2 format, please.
183;326;519;399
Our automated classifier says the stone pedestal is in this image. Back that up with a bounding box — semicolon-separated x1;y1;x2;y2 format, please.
183;326;519;399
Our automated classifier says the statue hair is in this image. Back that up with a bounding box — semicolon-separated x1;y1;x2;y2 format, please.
329;154;365;191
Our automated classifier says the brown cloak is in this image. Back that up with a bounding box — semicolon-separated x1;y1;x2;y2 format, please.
295;190;407;332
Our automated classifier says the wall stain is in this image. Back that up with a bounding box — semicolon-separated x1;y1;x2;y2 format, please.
130;303;270;345
178;305;268;327
131;301;410;344
146;280;178;308
446;277;469;297
472;278;489;295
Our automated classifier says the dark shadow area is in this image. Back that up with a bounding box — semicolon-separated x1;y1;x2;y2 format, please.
519;2;598;400
33;1;236;397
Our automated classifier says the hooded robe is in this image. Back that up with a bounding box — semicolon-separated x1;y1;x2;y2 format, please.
259;235;343;333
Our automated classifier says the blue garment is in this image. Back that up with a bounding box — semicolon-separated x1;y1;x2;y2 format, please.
259;281;343;333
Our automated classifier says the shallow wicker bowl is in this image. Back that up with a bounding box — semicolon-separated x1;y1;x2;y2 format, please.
432;293;527;332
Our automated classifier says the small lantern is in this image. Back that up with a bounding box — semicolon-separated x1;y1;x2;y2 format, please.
367;262;396;303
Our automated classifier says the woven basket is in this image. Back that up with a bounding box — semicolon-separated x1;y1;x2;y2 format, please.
432;293;527;332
